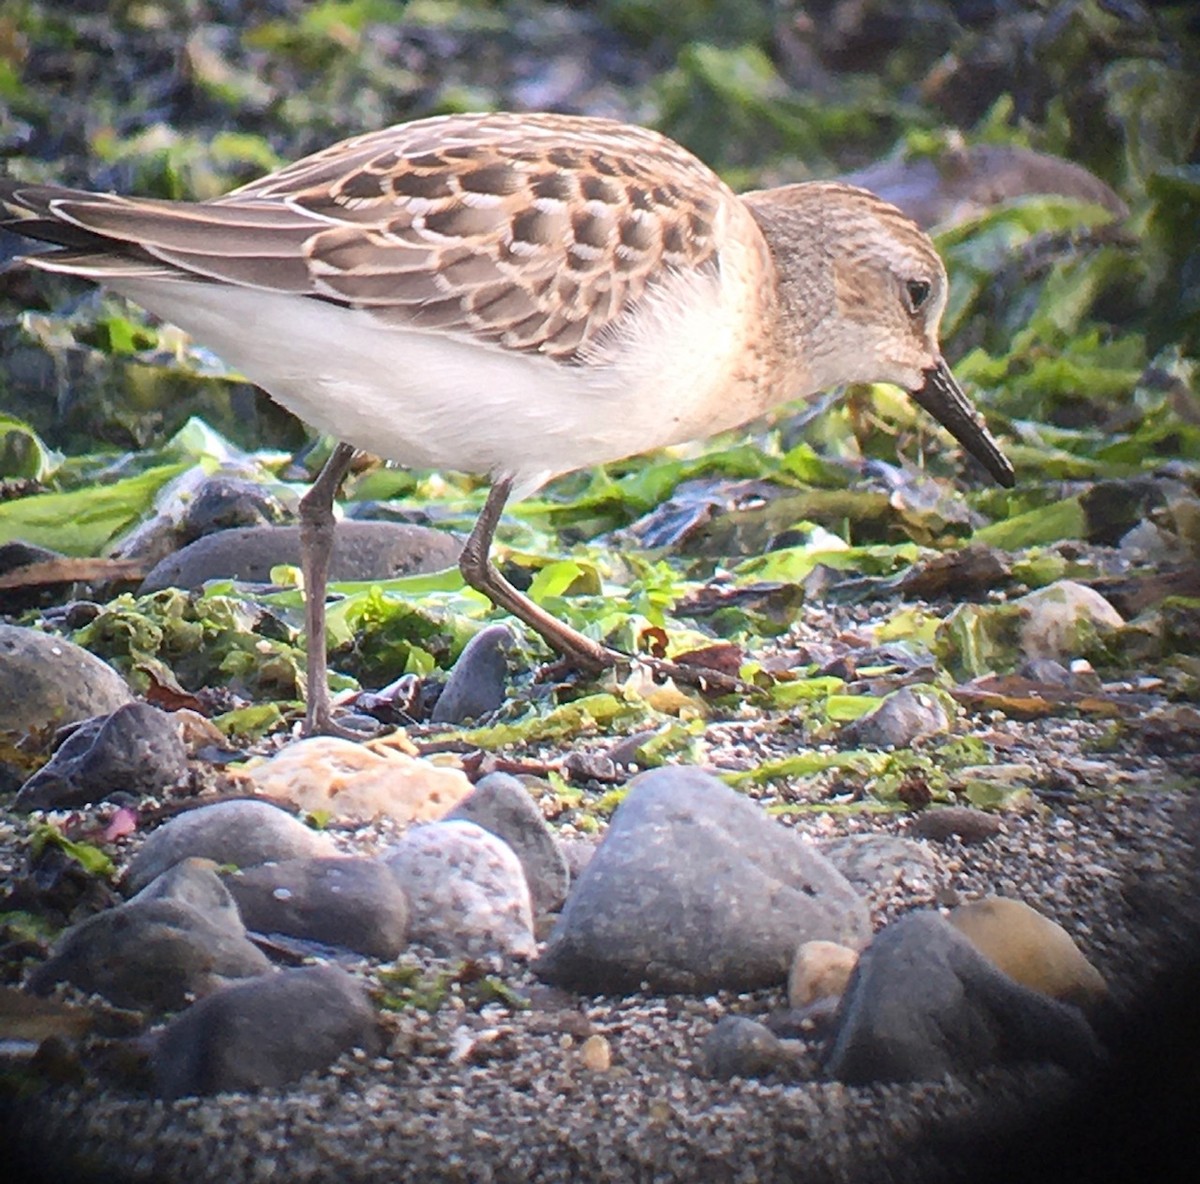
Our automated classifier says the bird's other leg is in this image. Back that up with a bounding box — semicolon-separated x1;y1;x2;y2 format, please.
299;442;357;735
460;477;744;694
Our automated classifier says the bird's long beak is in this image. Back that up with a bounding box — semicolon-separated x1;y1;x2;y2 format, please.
909;359;1015;487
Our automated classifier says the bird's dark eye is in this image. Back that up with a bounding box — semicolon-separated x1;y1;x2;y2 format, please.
905;279;931;313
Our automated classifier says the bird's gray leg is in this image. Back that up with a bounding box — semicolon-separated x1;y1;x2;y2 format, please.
299;442;357;735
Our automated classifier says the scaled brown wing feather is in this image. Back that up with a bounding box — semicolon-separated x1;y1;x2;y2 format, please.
2;112;733;359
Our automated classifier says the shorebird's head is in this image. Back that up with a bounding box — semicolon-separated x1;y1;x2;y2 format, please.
741;181;1014;486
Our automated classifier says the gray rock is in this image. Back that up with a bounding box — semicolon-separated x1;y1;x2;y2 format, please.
181;474;290;540
152;965;383;1098
123;799;337;894
698;1015;799;1081
445;772;569;916
817;834;938;896
0;623;132;738
129;856;243;930
839;686;950;749
26;897;271;1013
384;820;535;960
1017;580;1124;663
535;767;871;994
141;521;460;592
14;702;187;811
224;856;409;959
825;911;1102;1085
430;624;512;724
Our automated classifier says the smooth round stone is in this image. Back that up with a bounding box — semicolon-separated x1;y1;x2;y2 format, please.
122;799;337;894
947;896;1108;1007
0;623;132;738
224;856;410;959
152;965;383;1099
140;520;460;591
788;940;860;1009
385;820;536;960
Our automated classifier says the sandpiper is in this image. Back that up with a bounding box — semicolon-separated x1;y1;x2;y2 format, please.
0;111;1014;732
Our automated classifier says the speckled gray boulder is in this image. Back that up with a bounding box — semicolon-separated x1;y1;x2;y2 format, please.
445;772;569;916
0;623;132;737
430;624;512;724
26;895;271;1013
141;521;460;591
817;834;938;897
152;965;383;1099
123;799;337;894
14;702;187;811
384;820;535;959
224;856;409;958
535;766;871;994
825;911;1102;1084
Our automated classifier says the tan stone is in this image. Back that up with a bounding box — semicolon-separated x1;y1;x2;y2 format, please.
788;939;859;1009
244;736;472;823
947;896;1107;1006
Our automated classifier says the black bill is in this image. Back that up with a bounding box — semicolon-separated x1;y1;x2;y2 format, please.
909;359;1015;487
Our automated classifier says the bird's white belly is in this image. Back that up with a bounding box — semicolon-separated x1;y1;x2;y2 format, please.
112;263;778;496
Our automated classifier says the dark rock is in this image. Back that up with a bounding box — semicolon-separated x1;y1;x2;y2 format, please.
140;520;461;592
384;820;536;959
129;856;243;926
825;911;1102;1084
181;474;290;540
0;623;133;738
122;799;337;894
14;702;187;811
26;897;271;1013
698;1015;799;1081
535;766;871;994
909;806;1003;844
430;624;512;724
224;856;409;959
151;965;383;1098
445;772;569;916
